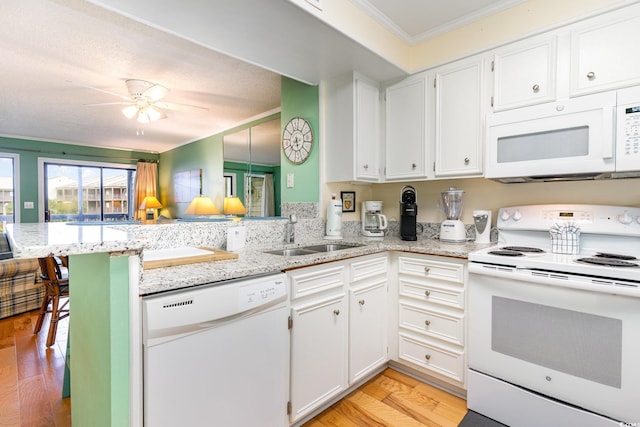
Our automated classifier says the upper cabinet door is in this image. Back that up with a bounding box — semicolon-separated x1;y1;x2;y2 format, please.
571;5;640;96
385;73;428;180
434;55;485;178
492;37;557;111
355;78;381;181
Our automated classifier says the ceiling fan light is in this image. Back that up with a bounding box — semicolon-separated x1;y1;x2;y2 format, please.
122;105;138;119
137;109;150;123
146;105;164;121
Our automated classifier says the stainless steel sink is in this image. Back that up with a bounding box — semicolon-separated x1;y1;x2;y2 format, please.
264;248;318;256
301;243;364;252
265;243;364;256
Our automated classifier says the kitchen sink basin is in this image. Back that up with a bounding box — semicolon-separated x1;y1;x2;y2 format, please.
301;243;364;252
264;243;364;256
264;248;319;256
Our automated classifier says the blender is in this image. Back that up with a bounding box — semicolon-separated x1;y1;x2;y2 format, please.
440;187;466;242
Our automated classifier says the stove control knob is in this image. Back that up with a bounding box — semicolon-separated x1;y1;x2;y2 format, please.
618;212;633;225
512;210;522;221
500;210;511;221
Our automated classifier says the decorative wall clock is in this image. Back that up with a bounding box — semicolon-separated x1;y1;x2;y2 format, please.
282;117;313;164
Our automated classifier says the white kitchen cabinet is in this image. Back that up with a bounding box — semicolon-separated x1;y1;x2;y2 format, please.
348;254;388;383
324;71;381;182
395;253;467;389
433;54;486;178
570;4;640;95
385;73;429;180
288;262;348;423
491;36;558;111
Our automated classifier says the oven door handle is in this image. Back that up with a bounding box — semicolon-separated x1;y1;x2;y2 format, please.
468;262;640;298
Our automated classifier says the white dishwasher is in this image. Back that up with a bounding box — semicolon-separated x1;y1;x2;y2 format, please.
142;273;289;427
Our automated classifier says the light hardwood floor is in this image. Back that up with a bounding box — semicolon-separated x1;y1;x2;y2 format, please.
0;310;70;427
303;368;468;427
1;310;467;427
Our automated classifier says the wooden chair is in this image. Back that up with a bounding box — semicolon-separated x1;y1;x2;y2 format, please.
34;256;69;347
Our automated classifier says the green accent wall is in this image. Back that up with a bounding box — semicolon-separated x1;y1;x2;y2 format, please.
280;77;320;203
0;137;158;223
69;253;131;427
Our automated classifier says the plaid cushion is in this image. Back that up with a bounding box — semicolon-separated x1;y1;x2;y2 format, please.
0;258;45;319
0;233;10;253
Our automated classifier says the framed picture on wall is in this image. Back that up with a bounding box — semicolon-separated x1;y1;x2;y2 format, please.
340;191;356;212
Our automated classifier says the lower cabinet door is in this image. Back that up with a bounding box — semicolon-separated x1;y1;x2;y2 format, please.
289;293;347;422
349;280;387;383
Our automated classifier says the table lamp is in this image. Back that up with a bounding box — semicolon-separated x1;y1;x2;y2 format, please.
224;196;247;219
139;196;163;221
185;195;220;216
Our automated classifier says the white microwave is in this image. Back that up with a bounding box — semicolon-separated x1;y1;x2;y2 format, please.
485;91;616;182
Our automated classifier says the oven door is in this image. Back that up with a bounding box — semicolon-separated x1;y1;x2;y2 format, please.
485;91;616;181
468;263;640;423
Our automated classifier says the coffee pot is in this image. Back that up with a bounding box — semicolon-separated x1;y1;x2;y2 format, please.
361;201;388;237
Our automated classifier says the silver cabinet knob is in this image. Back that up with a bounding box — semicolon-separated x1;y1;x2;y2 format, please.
587;71;596;81
363;164;369;170
333;309;340;316
425;354;431;361
358;299;365;306
424;320;431;327
464;157;470;165
425;290;431;297
424;267;430;274
532;84;540;93
411;163;417;169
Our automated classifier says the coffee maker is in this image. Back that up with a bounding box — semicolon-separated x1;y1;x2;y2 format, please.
400;185;417;241
361;201;388;237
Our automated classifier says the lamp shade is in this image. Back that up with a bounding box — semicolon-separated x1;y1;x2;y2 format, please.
185;195;220;215
139;196;163;210
223;197;247;215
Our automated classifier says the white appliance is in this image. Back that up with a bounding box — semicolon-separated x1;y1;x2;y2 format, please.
485;91;617;182
142;273;289;427
440;187;466;242
361;201;388;237
472;210;491;244
325;194;343;239
615;85;640;174
467;204;640;426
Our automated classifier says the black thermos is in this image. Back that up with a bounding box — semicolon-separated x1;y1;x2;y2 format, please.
400;185;417;241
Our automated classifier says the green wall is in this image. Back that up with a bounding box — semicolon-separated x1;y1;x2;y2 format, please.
280;77;320;203
0;137;158;223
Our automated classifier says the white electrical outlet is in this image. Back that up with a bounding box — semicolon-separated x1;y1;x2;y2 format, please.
24;201;34;209
287;173;294;188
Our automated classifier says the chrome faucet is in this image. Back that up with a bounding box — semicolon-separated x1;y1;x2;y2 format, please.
285;213;297;244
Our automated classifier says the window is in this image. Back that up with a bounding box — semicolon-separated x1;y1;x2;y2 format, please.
0;153;19;224
42;160;135;222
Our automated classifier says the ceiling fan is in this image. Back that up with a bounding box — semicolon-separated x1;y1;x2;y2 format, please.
79;79;208;123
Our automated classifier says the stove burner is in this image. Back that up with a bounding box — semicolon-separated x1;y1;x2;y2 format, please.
576;257;639;267
595;252;637;261
501;246;545;253
488;250;525;257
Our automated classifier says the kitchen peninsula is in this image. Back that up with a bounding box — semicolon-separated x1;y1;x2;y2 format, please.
6;219;485;427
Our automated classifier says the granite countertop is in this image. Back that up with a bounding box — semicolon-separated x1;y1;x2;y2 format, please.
140;235;490;296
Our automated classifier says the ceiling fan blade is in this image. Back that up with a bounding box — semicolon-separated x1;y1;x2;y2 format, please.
83;101;133;107
67;80;131;101
143;84;169;102
154;101;209;113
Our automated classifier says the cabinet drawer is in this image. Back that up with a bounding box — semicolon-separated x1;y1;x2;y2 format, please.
398;333;464;383
350;254;387;283
399;278;464;310
399;301;463;346
398;256;464;284
289;264;346;300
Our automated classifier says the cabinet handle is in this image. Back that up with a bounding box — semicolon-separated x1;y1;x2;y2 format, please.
425;354;431;361
424;267;430;274
586;71;596;81
424;320;431;327
358;299;365;306
532;84;540;93
464;157;470;165
425;290;431;297
411;163;417;169
363;164;369;170
333;309;340;316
